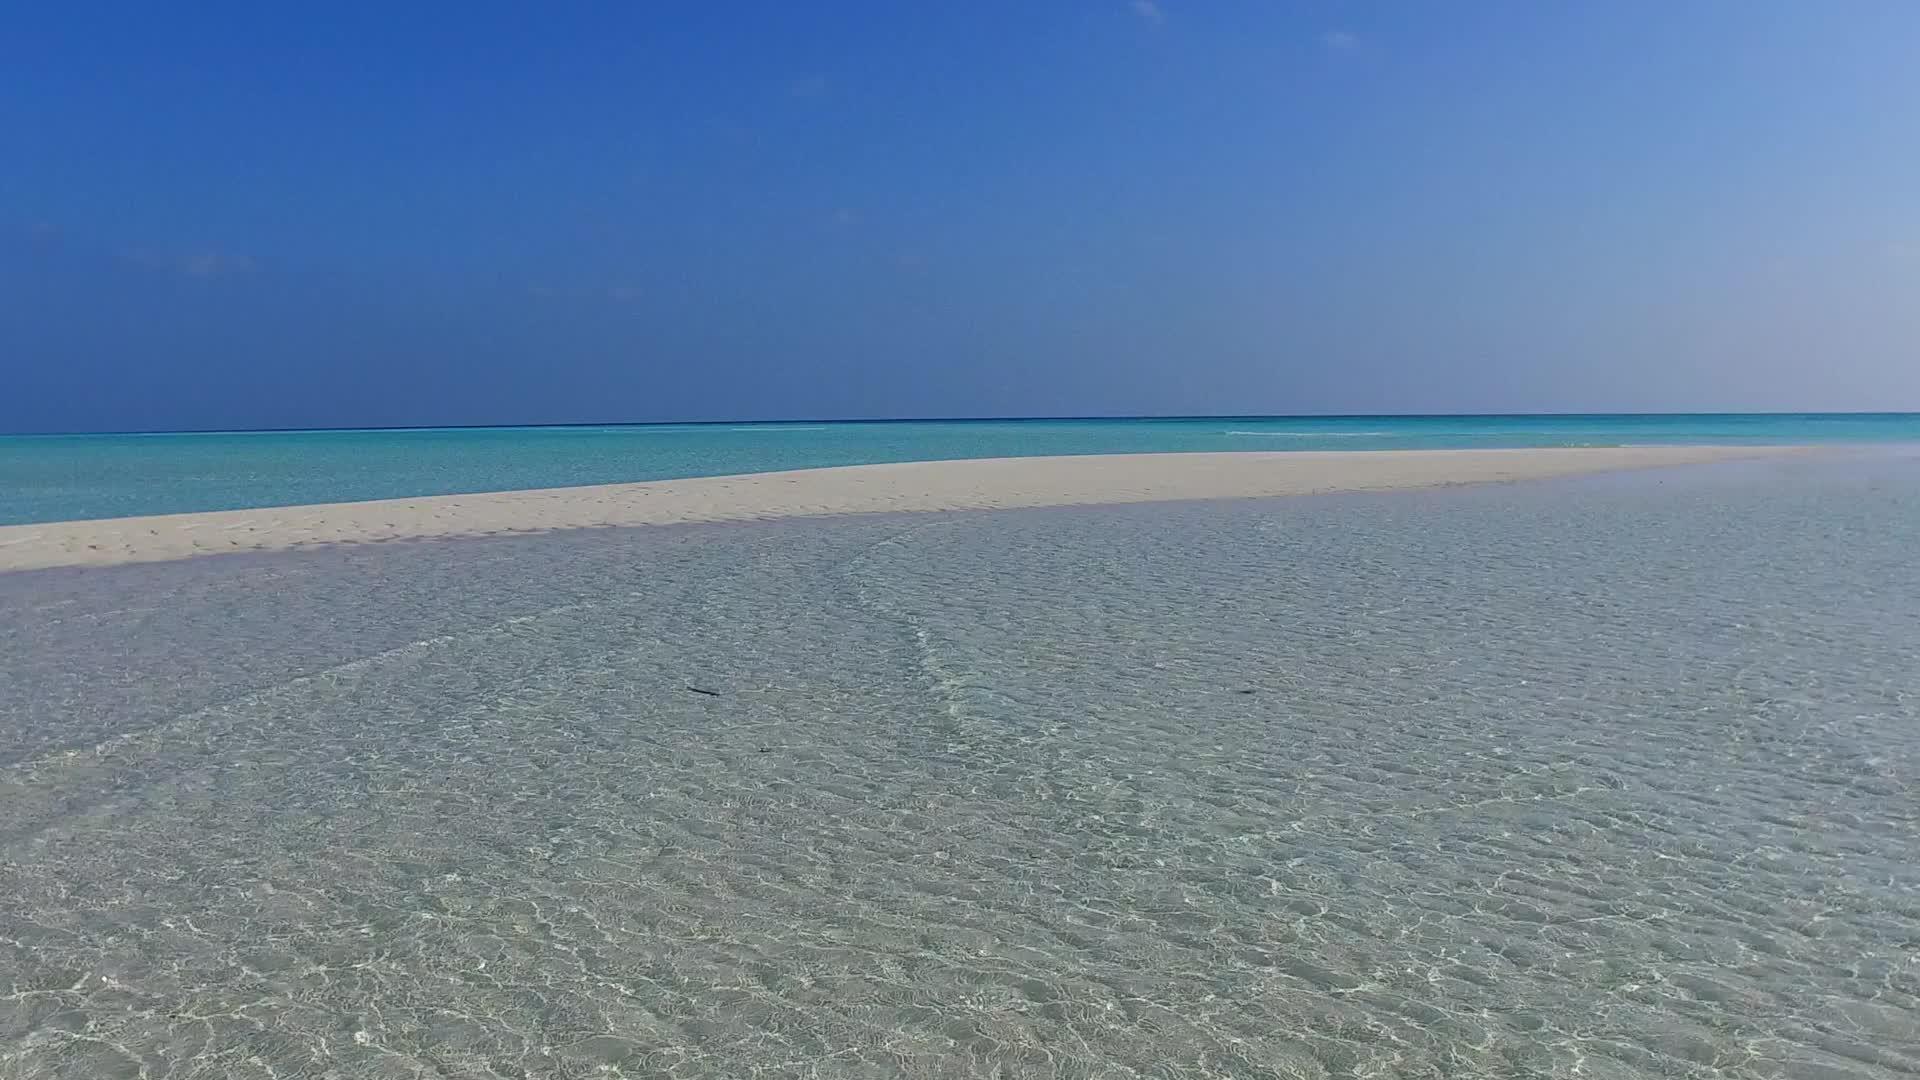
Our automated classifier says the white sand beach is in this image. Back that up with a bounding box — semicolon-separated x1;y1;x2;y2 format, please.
0;446;1800;572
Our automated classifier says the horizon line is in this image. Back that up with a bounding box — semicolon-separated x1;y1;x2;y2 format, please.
7;410;1919;440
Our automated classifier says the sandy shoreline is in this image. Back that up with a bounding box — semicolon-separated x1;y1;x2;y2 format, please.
0;446;1800;572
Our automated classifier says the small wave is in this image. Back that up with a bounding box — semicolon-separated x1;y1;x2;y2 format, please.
1224;430;1398;438
729;426;832;432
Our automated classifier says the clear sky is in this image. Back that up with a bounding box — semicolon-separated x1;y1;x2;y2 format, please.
4;2;1917;433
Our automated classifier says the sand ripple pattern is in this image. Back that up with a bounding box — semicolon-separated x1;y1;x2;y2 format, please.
2;454;1917;1078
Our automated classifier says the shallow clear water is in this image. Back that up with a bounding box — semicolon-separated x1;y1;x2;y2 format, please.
2;453;1918;1078
5;413;1920;524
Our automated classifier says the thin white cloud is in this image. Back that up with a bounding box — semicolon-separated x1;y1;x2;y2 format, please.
527;283;648;303
1322;29;1359;52
1132;0;1164;23
121;248;256;277
179;252;255;277
15;221;61;250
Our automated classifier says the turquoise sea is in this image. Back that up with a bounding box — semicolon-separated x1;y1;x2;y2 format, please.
5;412;1920;524
3;450;1917;1077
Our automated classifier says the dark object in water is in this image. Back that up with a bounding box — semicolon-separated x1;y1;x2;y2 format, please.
684;685;722;697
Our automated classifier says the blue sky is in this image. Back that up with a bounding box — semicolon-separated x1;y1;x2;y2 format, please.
4;2;1917;432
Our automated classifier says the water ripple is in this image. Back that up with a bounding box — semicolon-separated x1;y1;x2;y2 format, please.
2;455;1916;1078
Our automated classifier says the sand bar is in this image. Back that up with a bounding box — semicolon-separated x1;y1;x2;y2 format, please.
0;446;1801;572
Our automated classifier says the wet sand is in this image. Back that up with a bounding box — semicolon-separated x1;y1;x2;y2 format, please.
0;446;1802;570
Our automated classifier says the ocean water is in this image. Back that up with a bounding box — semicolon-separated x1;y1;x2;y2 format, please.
3;451;1917;1078
4;413;1920;525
